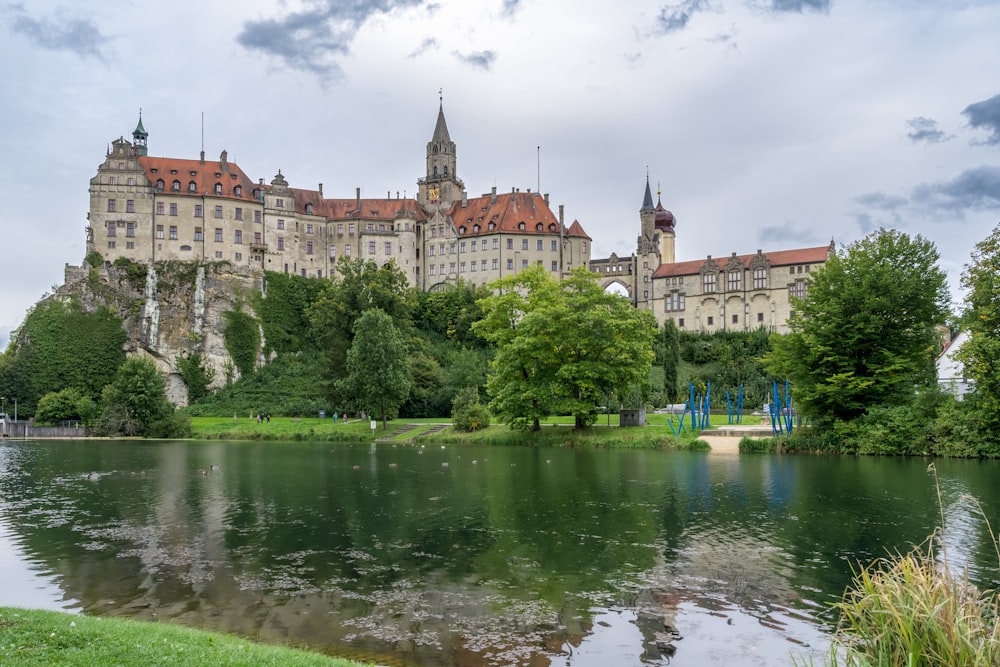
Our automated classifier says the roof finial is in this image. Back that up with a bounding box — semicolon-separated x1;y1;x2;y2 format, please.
439;88;443;104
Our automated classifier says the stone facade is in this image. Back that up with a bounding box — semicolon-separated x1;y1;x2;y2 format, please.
87;106;591;288
591;180;832;334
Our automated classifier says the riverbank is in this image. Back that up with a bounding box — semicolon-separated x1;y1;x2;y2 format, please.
0;606;372;666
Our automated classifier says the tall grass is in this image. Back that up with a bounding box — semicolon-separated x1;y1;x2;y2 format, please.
813;464;1000;667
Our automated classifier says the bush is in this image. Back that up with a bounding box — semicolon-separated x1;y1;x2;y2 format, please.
147;412;193;439
452;386;491;432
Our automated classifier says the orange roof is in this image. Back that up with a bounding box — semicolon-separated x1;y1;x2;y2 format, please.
652;244;832;278
140;156;259;201
447;191;590;239
288;189;427;222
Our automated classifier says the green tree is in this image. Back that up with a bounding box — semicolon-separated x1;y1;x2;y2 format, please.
476;266;657;430
222;309;259;380
955;222;1000;443
34;388;93;425
253;271;326;356
414;281;489;348
662;320;680;401
451;386;491;431
176;352;216;403
339;308;412;429
99;356;174;436
307;258;414;378
764;229;950;423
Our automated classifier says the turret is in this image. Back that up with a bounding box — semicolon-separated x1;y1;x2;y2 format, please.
132;112;148;156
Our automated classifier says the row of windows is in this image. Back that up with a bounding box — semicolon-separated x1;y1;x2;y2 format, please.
702;268;771;293
426;259;560;276
154;178;246;198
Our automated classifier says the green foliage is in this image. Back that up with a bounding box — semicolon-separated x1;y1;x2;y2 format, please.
34;387;95;425
956;222;1000;443
451;386;491;431
765;229;950;424
307;258;414;378
475;266;658;430
222;308;259;380
339;308;412;428
0;299;126;417
185;352;329;417
84;250;104;268
399;336;447;417
254;271;326;356
661;320;680;401
98;356;175;437
414;281;490;348
176;352;215;403
112;256;149;291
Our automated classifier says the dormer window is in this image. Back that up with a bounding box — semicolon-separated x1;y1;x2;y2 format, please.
536;223;543;232
190;170;197;177
488;222;496;230
252;188;260;200
234;185;242;197
459;226;466;234
305;203;313;214
518;222;526;230
214;183;223;195
473;224;480;233
156;178;164;190
188;181;197;193
172;180;181;192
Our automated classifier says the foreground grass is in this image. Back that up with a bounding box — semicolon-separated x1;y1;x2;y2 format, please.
0;607;370;667
189;414;719;449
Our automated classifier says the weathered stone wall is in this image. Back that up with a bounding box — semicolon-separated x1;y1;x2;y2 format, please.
57;261;261;406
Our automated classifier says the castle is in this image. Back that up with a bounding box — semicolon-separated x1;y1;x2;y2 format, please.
87;105;830;335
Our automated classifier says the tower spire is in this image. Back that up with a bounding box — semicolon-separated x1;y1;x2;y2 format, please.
132;109;148;156
641;174;654;212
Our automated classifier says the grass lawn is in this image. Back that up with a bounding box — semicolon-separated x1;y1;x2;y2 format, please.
188;410;747;449
0;607;370;667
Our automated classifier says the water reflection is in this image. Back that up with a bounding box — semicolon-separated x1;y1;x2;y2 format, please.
2;440;999;666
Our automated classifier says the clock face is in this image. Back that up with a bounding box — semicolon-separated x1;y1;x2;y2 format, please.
429;185;439;200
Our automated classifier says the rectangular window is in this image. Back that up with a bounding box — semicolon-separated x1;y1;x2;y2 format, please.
429;245;435;256
337;223;344;235
522;239;529;250
126;241;134;249
790;279;807;299
169;203;178;216
506;258;513;270
429;265;435;276
254;210;261;223
707;316;714;326
235;252;242;261
753;268;767;290
450;243;456;254
235;207;243;221
470;261;477;272
551;240;558;251
678;318;684;328
127;177;134;186
156;202;164;215
254;232;261;244
214;228;223;242
194;227;203;241
107;199;117;212
349;223;356;235
107;241;115;248
317;270;323;278
551;261;558;271
703;273;717;293
732;314;739;324
367;223;374;232
306;241;313;255
106;222;116;237
493;258;499;270
384;242;391;255
276;198;284;208
169;225;178;240
460;241;467;252
521;259;529;269
345;244;351;257
108;176;116;185
494;238;500;249
449;262;456;273
471;240;477;252
235;230;243;244
757;312;764;322
214;205;223;219
277;237;285;251
728;270;741;292
368;241;376;255
194;205;203;217
329;245;336;259
306;224;313;234
277;219;284;230
126;200;135;213
507;238;513;249
156;224;164;239
537;239;543;251
301;268;306;277
481;259;486;271
126;222;135;238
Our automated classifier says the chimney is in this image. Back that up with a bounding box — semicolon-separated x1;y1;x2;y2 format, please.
200;150;205;165
355;187;361;210
544;193;549;206
220;149;228;172
462;191;468;207
318;183;323;197
259;178;264;185
491;186;497;204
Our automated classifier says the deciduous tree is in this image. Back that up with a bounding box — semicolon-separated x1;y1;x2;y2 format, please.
764;229;950;423
99;356;175;436
339;308;412;429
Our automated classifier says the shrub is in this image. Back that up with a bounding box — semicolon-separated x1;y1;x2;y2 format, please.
452;386;491;432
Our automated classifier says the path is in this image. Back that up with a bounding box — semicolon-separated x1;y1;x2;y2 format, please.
701;423;774;454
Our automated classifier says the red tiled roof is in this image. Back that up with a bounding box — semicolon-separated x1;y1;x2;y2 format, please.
291;190;427;222
565;220;591;239
652;244;832;278
140;156;259;201
447;191;590;239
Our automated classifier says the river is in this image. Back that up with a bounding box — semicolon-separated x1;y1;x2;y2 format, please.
1;439;998;666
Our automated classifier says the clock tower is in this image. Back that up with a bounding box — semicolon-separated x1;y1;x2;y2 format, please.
419;99;464;213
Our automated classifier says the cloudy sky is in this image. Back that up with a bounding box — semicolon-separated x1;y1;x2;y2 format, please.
2;0;999;347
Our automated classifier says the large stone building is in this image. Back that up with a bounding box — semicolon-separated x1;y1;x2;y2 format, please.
591;179;833;334
87;105;591;288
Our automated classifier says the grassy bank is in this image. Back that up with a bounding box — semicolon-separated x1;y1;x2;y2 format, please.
0;607;370;667
189;414;722;449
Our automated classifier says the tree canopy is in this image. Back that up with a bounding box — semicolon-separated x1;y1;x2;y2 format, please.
956;221;1000;440
99;356;175;436
475;266;657;430
339;308;412;429
764;229;950;423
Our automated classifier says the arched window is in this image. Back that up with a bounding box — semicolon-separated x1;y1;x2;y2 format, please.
172;180;181;192
252;188;260;200
188;181;197;193
433;166;438;177
536;223;543;232
443;166;449;176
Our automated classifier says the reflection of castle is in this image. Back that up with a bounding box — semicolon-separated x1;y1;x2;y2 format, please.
87;104;591;291
590;179;832;334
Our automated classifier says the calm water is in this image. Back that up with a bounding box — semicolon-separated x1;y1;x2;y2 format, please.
2;439;999;666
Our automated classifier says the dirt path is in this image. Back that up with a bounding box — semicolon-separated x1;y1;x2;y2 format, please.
699;434;741;454
700;423;773;455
